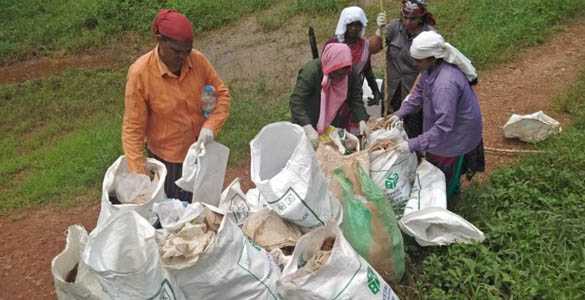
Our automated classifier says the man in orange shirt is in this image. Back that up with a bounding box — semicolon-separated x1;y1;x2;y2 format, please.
122;9;231;202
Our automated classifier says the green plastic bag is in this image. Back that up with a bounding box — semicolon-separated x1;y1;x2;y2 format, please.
334;165;405;283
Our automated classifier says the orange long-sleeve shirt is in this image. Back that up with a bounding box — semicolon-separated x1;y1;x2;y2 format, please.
122;46;231;174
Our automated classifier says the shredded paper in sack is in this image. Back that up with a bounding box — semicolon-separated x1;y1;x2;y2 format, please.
335;165;405;283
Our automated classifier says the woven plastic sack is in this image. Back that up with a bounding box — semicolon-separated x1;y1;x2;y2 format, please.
335;165;405;283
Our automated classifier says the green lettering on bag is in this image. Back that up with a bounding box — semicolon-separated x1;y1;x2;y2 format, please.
367;267;380;295
384;173;399;189
249;240;262;251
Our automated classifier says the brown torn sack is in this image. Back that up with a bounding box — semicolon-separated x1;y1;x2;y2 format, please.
157;209;223;269
298;237;336;273
316;144;370;201
242;209;302;252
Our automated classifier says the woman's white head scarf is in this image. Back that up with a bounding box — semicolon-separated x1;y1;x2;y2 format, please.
410;31;477;82
335;6;368;42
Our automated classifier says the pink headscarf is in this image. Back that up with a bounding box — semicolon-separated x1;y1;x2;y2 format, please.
152;9;193;42
317;43;352;134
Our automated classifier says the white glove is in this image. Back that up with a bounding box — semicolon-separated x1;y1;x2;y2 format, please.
359;120;369;137
377;12;387;28
376;12;387;37
303;124;319;150
197;127;214;144
389;114;401;126
396;141;410;153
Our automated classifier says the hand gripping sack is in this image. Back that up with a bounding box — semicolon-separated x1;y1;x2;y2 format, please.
399;160;485;246
167;210;282;300
335;165;405;283
369;125;417;216
277;221;400;300
175;141;230;206
250;122;342;232
97;156;167;228
51;225;102;300
82;211;185;300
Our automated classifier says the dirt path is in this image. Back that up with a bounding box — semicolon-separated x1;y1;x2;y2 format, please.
1;16;585;299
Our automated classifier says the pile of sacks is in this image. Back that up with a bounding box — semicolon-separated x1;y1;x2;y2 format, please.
51;120;484;300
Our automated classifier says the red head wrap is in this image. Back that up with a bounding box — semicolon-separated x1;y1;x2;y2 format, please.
152;9;193;42
401;0;436;27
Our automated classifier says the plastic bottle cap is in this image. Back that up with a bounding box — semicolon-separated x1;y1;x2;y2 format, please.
204;85;213;92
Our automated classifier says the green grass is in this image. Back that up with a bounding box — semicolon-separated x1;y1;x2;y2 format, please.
428;0;585;68
400;68;585;299
0;67;291;213
0;0;276;64
217;96;291;166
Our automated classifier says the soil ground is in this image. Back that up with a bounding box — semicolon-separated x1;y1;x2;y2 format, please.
1;16;584;299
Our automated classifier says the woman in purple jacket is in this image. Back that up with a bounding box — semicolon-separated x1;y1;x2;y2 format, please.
391;31;484;197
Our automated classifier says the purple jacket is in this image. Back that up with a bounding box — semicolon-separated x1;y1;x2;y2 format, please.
395;62;482;157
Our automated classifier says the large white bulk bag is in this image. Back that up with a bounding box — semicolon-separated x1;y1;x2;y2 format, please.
82;211;185;300
399;160;485;246
51;225;102;300
277;221;400;300
250;122;342;232
168;210;281;299
369;124;418;215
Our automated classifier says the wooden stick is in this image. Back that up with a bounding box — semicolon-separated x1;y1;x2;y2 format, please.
379;0;389;118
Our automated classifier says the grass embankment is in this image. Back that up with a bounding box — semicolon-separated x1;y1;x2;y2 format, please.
404;68;585;299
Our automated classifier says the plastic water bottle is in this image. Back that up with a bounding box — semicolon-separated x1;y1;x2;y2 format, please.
201;85;216;117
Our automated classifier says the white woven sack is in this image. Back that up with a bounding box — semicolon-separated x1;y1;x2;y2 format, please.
169;211;282;300
399;207;485;246
175;141;230;206
51;225;102;300
277;221;400;300
503;111;561;143
369;125;417;212
83;211;185;300
250;122;342;232
97;156;166;228
402;159;447;216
